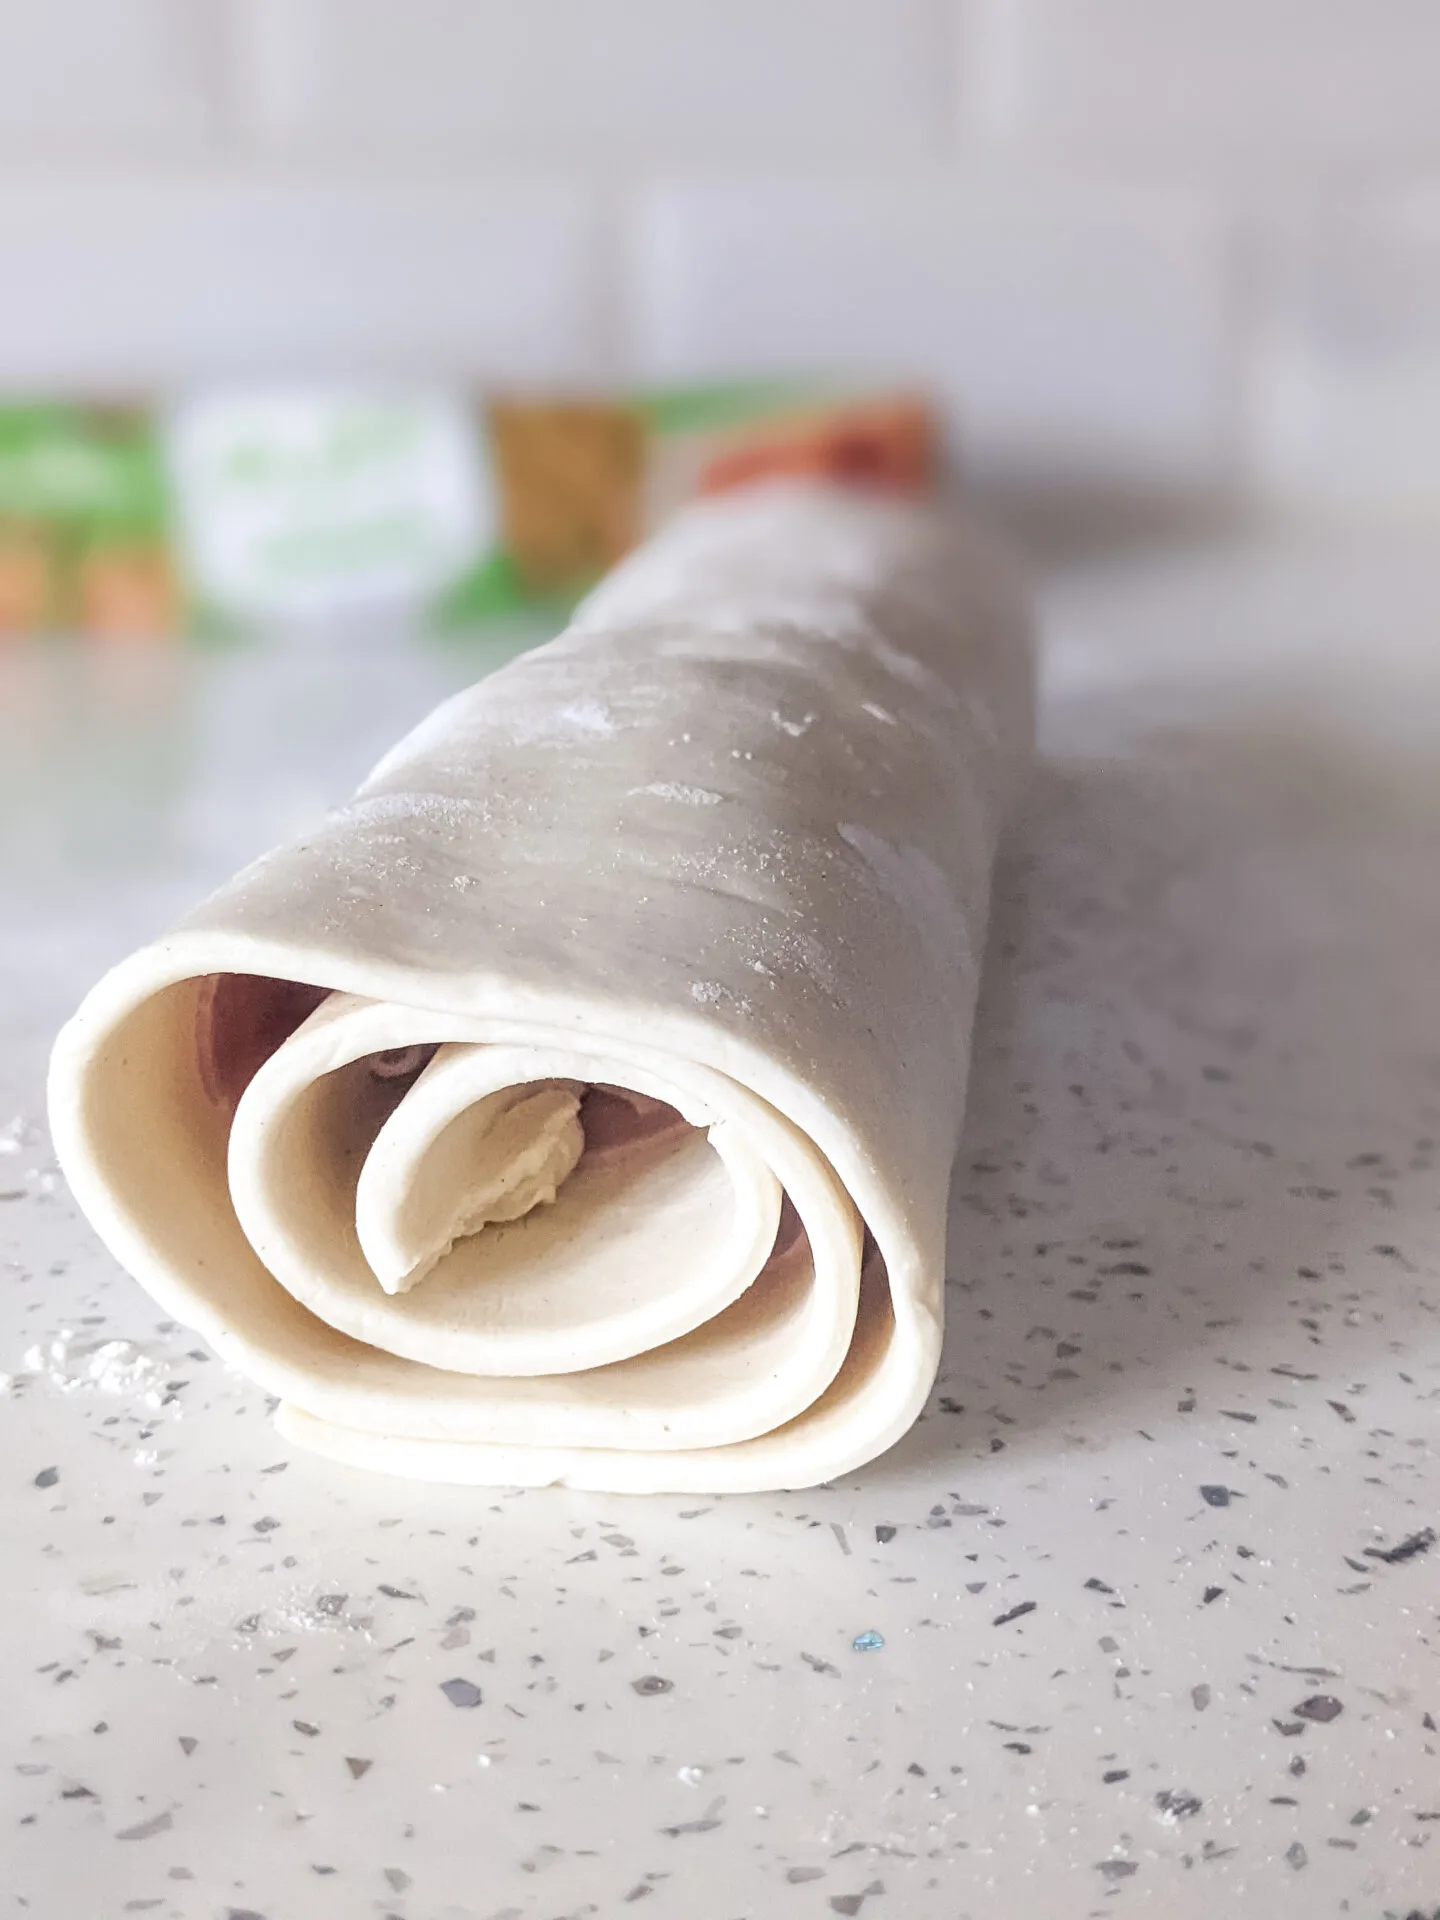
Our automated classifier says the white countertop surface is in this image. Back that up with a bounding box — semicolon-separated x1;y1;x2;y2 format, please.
3;529;1439;1919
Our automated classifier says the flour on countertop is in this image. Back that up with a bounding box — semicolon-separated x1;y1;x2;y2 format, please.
264;1591;377;1644
18;1330;174;1409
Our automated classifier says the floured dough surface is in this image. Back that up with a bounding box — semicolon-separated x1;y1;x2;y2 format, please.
48;482;1033;1492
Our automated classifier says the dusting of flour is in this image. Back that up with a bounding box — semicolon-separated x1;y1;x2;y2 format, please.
632;782;723;806
18;1330;172;1409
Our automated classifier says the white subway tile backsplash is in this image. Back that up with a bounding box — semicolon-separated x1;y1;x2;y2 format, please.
1252;198;1440;512
0;181;599;386
0;1;1428;513
0;0;219;149
633;181;1233;487
975;0;1440;170
238;0;950;158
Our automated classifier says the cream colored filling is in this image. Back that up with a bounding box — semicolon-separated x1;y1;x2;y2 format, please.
365;1082;585;1297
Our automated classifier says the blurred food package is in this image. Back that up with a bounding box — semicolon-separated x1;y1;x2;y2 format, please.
0;383;937;641
0;404;178;639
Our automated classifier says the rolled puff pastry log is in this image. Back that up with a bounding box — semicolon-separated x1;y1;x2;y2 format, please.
48;482;1033;1493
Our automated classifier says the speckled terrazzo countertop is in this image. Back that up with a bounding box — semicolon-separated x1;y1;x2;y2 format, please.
3;529;1439;1920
